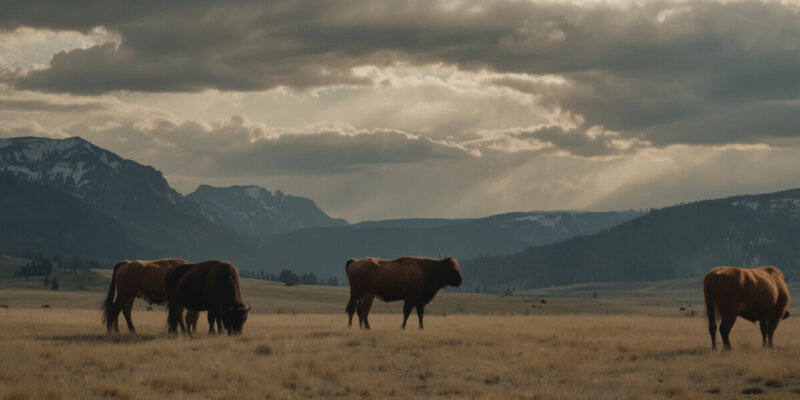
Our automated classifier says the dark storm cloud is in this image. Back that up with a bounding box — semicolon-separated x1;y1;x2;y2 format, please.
2;0;800;150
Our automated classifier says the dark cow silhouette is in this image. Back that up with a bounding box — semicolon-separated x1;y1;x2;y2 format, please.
345;256;462;330
102;258;190;334
704;266;790;350
166;260;250;336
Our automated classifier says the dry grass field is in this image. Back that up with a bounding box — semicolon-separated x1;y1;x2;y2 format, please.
4;255;800;399
3;308;800;399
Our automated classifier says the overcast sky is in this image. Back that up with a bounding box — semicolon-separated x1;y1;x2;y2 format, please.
2;0;799;222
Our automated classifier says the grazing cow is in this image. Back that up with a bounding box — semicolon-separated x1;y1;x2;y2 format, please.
345;256;463;330
704;266;790;350
102;258;190;334
166;260;250;335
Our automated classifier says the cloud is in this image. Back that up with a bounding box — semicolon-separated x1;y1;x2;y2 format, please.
2;0;798;150
0;119;68;139
0;86;117;112
65;115;475;176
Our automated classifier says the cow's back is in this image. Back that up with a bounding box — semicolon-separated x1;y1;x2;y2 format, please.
347;257;425;301
204;261;244;306
705;266;788;320
116;258;189;304
170;261;242;310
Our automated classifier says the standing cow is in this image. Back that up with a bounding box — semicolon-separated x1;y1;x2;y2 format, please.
345;256;462;330
165;260;250;336
102;258;199;334
704;266;790;350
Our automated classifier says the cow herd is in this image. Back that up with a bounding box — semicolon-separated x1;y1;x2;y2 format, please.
102;256;791;351
102;258;249;336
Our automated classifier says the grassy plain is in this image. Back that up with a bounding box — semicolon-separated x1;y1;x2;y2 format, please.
3;310;800;399
3;256;800;399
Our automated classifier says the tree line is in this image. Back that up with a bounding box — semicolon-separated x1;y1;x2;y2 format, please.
14;252;99;279
244;268;341;286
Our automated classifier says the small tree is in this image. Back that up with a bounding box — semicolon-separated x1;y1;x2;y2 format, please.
278;269;299;285
300;272;318;285
50;278;59;291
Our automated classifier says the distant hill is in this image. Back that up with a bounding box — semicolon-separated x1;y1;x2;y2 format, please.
258;210;643;279
464;189;800;291
186;184;347;242
0;172;147;260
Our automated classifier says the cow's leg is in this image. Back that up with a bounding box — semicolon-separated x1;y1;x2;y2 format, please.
207;311;217;335
120;297;137;334
106;300;122;333
357;293;375;330
708;314;718;351
766;316;780;349
346;298;358;327
216;312;223;334
759;319;769;348
401;300;413;329
416;304;425;329
719;317;736;350
167;304;181;335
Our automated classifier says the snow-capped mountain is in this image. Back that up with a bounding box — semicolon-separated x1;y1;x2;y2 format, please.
0;136;191;216
186;185;347;242
0;136;252;263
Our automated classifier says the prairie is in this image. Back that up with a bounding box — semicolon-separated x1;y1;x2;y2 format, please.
3;305;800;399
3;256;800;399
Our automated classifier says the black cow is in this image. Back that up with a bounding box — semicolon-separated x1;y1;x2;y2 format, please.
165;260;250;335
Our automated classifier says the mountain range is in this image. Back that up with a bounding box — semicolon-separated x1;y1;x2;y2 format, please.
186;184;347;242
3;135;798;290
0;136;254;264
464;189;800;291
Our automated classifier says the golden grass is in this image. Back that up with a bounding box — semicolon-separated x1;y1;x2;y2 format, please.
2;309;800;399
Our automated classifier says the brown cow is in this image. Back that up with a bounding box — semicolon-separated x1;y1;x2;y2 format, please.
102;258;195;334
703;266;790;350
166;260;250;335
345;256;462;330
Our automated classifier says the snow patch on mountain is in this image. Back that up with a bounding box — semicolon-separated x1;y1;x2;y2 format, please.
48;161;90;187
2;165;41;180
515;214;561;229
244;186;262;200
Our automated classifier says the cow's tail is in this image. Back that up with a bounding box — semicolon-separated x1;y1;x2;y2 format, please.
102;261;126;325
704;273;717;324
345;259;357;315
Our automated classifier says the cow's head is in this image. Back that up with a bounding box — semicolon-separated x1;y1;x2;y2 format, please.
443;256;463;287
224;303;250;335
